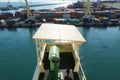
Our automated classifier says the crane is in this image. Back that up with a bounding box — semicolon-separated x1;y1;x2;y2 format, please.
82;0;92;23
24;0;36;24
97;0;100;9
85;0;91;16
24;0;32;18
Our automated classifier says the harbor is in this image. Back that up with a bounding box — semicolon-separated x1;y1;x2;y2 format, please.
0;12;120;27
1;1;120;27
0;0;120;80
1;21;120;28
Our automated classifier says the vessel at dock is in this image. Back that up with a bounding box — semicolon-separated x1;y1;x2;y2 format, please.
32;23;86;80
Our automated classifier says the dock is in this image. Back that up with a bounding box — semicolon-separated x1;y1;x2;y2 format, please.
0;22;120;28
0;22;41;28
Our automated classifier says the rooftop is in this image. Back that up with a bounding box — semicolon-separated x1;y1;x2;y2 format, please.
33;23;86;43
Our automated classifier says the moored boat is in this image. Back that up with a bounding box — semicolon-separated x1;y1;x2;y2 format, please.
32;23;86;80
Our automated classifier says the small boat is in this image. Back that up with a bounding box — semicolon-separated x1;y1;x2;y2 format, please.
32;23;86;80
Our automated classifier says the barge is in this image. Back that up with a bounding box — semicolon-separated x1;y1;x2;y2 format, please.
32;23;86;80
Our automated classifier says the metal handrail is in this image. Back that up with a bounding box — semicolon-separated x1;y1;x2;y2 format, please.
78;63;87;80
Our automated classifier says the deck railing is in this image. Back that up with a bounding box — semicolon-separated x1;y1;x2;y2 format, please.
35;39;46;63
78;63;87;80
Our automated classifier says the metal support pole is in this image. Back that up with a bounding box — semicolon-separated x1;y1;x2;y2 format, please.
25;0;31;18
85;0;91;16
54;63;59;80
35;39;39;63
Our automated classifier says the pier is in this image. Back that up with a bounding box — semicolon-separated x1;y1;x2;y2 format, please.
0;22;120;28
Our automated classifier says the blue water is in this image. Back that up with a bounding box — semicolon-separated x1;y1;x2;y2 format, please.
0;2;59;13
0;28;37;80
0;26;120;80
79;26;120;80
0;1;74;13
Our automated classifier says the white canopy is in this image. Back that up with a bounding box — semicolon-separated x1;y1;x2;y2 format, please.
33;23;86;43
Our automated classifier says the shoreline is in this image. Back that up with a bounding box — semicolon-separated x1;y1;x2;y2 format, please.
0;22;120;28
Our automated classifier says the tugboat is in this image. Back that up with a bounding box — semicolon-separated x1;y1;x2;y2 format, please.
32;23;86;80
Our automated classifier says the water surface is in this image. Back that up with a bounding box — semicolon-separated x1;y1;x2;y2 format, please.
79;26;120;80
0;26;120;80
